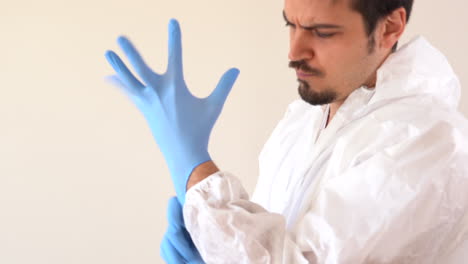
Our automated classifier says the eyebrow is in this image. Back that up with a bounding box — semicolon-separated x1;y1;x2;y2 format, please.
282;10;343;30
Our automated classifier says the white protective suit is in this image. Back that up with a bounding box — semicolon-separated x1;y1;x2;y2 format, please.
183;36;468;263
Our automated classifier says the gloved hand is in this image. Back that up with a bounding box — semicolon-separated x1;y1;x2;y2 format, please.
105;19;239;204
161;197;205;264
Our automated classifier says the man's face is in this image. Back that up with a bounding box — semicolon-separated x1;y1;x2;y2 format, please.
285;0;385;105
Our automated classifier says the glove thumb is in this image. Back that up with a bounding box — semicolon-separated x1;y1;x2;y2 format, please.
208;68;240;105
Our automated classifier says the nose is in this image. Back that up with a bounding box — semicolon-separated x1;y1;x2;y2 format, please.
288;30;314;62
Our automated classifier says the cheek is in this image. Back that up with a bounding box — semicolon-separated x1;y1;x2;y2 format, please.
316;45;349;77
319;45;367;86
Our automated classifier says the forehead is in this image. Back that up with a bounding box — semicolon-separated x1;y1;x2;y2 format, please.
284;0;354;22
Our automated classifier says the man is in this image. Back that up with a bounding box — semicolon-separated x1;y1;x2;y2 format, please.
105;0;468;263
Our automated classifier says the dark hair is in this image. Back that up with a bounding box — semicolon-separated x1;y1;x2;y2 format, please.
350;0;414;52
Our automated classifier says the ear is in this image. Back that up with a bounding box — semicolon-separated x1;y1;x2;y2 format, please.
378;7;407;50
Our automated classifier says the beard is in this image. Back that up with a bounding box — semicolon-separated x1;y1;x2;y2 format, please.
289;60;337;106
298;79;337;106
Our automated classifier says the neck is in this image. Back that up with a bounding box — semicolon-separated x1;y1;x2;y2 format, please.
326;100;344;127
326;73;377;127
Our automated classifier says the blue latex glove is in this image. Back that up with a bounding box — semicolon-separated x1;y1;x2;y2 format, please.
105;19;239;204
161;197;205;264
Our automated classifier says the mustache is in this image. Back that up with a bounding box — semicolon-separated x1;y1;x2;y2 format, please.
288;60;324;77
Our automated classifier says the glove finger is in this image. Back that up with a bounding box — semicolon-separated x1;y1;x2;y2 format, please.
104;75;139;96
167;19;184;79
104;74;126;89
160;235;186;264
167;228;200;261
167;196;185;230
208;68;240;105
104;74;148;112
160;241;170;264
166;197;201;261
105;50;145;91
117;36;161;85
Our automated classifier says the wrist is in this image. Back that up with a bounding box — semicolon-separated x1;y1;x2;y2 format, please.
186;160;219;191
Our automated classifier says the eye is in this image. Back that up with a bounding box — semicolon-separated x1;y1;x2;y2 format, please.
315;31;336;38
285;21;295;28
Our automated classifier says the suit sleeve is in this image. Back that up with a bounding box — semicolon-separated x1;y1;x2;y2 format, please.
183;122;468;264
